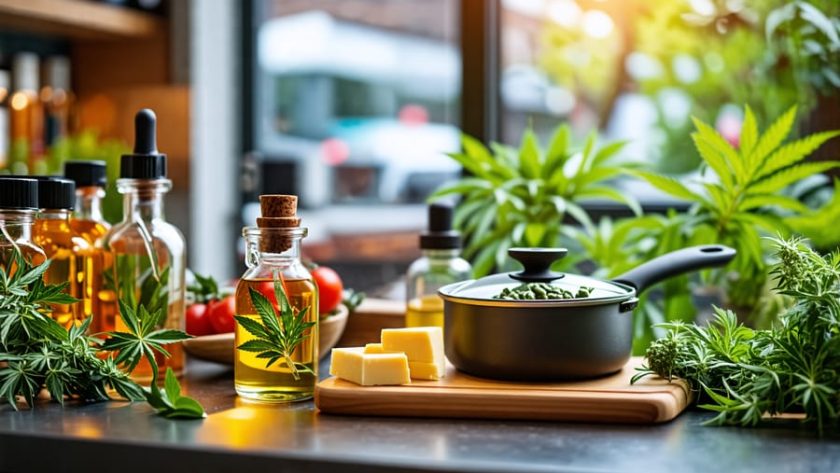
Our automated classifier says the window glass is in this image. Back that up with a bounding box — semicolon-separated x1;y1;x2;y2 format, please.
500;0;839;174
252;0;461;206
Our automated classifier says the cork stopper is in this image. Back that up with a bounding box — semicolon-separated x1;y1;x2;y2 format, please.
257;194;300;252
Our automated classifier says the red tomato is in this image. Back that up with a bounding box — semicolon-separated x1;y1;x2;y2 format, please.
256;280;279;306
185;303;213;336
207;295;236;334
311;266;343;314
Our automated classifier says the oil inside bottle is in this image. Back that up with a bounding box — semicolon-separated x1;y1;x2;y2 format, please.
33;216;99;328
406;294;445;329
235;277;318;402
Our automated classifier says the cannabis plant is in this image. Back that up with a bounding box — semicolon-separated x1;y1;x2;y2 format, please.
430;125;639;276
633;105;840;311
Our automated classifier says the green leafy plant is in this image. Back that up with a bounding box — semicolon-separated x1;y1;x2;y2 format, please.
632;104;840;311
0;253;203;419
633;237;840;430
234;279;316;380
430;125;639;276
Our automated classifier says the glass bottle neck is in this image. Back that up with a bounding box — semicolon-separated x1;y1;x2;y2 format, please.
422;248;462;260
75;186;105;222
38;209;72;221
0;210;36;243
118;179;170;223
256;239;303;265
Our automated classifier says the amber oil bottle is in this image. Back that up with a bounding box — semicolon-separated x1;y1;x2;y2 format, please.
32;177;98;328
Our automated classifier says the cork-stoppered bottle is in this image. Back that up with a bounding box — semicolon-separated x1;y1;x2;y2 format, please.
235;194;319;402
0;177;46;273
32;177;99;328
101;109;186;381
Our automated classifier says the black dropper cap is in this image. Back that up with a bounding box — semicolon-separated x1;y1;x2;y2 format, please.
32;176;75;210
120;108;167;179
64;160;107;188
420;202;461;250
0;177;39;210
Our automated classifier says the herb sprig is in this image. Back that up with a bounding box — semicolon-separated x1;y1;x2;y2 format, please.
633;237;840;430
0;252;204;419
235;278;316;380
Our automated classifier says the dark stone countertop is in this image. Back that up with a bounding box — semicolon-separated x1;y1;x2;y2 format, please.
0;359;837;473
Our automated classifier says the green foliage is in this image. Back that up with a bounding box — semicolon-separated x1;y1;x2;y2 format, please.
0;253;143;408
430;126;639;277
633;237;840;430
632;105;840;309
0;252;203;419
144;368;206;419
234;278;316;381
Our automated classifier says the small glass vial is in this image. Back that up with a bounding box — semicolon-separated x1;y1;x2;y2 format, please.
101;109;186;381
406;203;471;329
64;160;110;244
235;226;319;402
0;177;46;273
32;177;99;329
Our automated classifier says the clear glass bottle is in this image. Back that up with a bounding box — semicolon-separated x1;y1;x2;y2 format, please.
0;177;46;273
32;177;99;329
101;110;186;382
65;160;110;244
406;203;471;329
235;226;319;402
65;160;112;334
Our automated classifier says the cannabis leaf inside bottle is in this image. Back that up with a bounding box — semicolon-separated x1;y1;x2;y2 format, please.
235;279;316;381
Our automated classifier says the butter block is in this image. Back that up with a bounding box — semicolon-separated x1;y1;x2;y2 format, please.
330;347;410;386
409;361;445;380
364;343;385;354
381;327;445;377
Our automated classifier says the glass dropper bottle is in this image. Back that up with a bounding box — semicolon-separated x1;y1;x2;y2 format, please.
101;109;186;381
406;203;471;330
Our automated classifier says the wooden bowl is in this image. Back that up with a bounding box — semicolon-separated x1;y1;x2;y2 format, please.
183;304;350;364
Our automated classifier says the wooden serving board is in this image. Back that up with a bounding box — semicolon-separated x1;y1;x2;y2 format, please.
315;357;691;424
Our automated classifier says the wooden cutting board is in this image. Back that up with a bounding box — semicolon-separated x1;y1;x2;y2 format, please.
315;357;691;424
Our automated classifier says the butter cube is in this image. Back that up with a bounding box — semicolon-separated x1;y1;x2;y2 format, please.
381;327;445;377
330;347;410;386
364;343;385;354
409;361;445;380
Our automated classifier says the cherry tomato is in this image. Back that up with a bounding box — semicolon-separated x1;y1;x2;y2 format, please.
256;280;279;306
208;295;236;334
311;266;344;314
185;303;213;336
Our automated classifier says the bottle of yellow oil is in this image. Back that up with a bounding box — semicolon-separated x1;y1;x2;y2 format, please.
32;177;98;328
406;203;471;331
234;195;318;402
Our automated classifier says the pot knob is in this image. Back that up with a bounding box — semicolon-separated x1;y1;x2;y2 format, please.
508;247;566;282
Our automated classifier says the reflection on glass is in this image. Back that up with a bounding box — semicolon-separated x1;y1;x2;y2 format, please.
253;0;462;205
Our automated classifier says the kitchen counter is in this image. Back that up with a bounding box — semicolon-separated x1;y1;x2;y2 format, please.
0;359;836;473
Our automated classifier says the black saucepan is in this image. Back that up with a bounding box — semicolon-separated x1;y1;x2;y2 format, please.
438;245;736;380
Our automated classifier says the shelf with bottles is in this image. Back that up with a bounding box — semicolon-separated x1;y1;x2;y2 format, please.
0;0;165;40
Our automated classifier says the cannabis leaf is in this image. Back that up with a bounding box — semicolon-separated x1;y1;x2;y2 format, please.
100;300;191;374
631;104;840;310
234;279;316;381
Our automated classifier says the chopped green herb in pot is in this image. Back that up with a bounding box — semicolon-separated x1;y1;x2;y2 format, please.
632;237;840;431
495;283;593;300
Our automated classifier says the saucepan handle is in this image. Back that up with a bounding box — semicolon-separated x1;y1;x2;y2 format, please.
611;245;736;294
